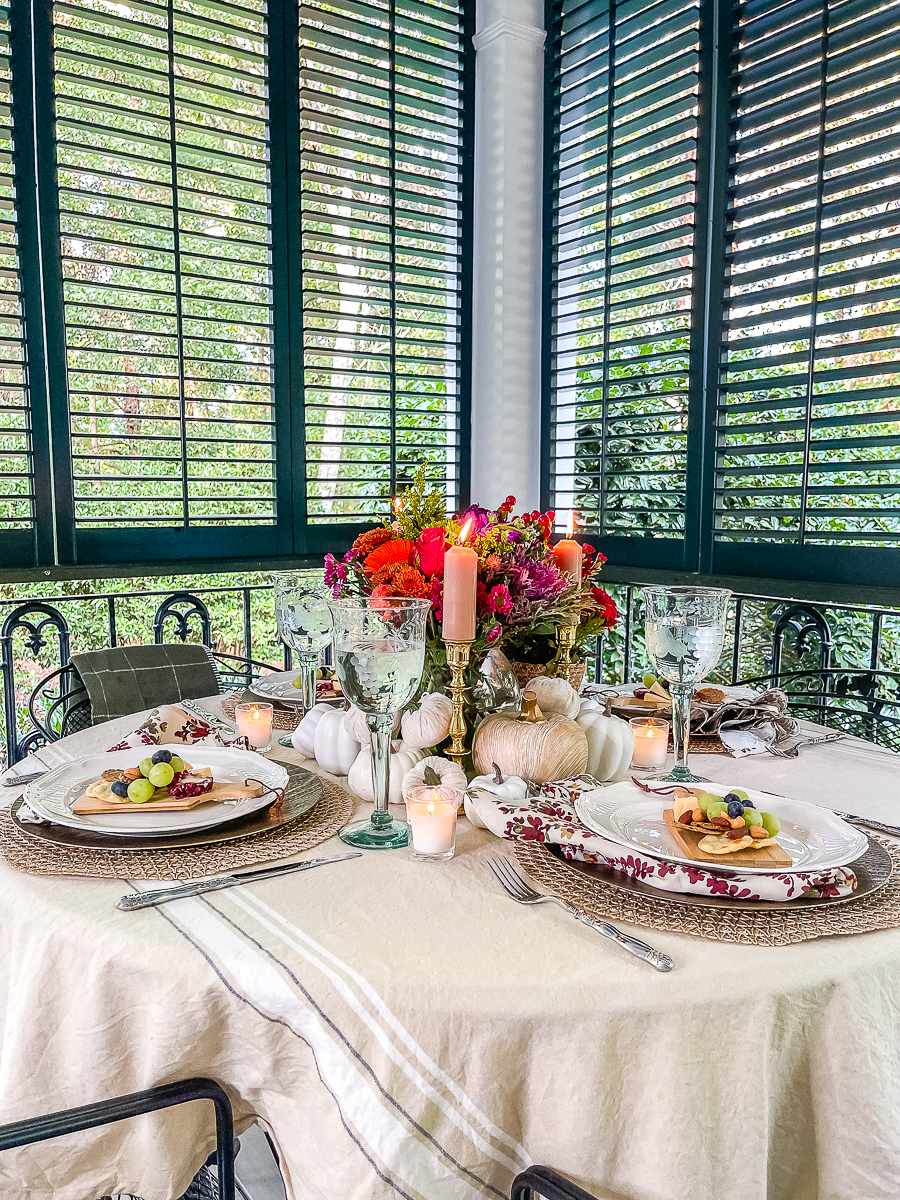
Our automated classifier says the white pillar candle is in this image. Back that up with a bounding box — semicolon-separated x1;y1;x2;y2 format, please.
235;702;273;751
405;787;458;859
630;716;668;768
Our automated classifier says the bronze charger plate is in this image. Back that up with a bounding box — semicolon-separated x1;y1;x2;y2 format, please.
547;835;892;913
10;762;323;852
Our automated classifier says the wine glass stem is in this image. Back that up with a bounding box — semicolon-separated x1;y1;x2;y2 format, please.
367;714;395;829
298;652;318;711
669;681;693;776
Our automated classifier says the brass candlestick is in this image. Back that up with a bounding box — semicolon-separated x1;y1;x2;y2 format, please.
443;638;473;769
555;622;577;677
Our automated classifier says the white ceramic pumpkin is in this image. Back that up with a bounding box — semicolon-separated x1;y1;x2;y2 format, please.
291;702;334;758
525;675;581;720
347;741;428;805
576;708;634;782
400;755;467;800
400;692;453;750
342;703;400;743
312;706;362;775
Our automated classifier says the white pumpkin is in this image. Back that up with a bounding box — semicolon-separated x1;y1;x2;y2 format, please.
312;706;362;775
347;741;428;805
342;703;400;744
291;702;334;758
526;675;581;720
576;708;634;782
400;755;467;800
400;692;453;750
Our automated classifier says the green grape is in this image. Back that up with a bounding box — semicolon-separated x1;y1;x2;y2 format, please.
169;756;184;774
742;808;763;828
139;757;155;778
148;762;175;787
761;812;780;836
731;789;749;802
706;800;729;819
697;792;721;813
127;778;155;803
642;672;657;689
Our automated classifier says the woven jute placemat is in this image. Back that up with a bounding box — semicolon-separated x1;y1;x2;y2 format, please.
0;771;353;881
514;838;900;946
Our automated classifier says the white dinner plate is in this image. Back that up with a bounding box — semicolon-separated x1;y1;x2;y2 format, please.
24;747;289;837
249;670;305;706
574;782;868;875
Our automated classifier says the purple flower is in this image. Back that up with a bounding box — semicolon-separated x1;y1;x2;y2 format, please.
324;553;348;596
506;530;521;542
485;624;501;643
460;504;491;534
510;557;567;601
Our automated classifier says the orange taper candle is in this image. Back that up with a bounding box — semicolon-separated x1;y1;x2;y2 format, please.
442;517;477;641
553;510;583;586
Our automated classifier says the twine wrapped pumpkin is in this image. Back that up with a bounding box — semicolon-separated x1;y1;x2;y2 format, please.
471;691;588;784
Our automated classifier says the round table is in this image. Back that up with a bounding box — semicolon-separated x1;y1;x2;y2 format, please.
1;701;899;1200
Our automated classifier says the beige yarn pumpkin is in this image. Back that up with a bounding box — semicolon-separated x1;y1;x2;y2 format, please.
524;675;581;720
400;692;453;750
471;692;588;784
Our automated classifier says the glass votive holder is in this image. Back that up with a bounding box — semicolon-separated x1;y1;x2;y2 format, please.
629;716;668;770
234;702;274;752
404;786;458;861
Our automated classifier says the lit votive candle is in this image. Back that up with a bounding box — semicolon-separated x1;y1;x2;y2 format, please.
235;702;274;752
405;786;458;861
629;716;668;769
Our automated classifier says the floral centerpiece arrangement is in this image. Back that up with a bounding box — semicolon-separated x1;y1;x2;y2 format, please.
324;468;618;699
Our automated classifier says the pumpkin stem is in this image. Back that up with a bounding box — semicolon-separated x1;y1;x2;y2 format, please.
491;762;504;785
423;765;442;786
519;691;545;723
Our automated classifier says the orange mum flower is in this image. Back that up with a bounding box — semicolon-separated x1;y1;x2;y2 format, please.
352;527;393;557
370;562;429;598
364;538;415;574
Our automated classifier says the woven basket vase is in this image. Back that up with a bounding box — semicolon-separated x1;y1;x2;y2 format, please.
510;660;586;692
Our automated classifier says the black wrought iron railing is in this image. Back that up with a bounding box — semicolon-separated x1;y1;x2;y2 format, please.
2;578;899;766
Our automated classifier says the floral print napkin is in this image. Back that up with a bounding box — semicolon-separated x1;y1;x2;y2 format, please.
107;705;249;751
468;779;858;902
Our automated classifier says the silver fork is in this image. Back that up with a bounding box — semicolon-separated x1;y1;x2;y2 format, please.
488;857;673;972
767;732;846;758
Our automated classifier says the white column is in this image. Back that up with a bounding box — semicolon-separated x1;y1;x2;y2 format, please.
469;0;546;511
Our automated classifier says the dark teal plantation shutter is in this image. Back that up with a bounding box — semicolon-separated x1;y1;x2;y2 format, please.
712;0;900;588
544;0;704;570
299;0;470;534
1;0;471;570
545;0;900;590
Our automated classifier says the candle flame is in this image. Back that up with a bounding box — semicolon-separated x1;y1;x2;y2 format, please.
458;516;474;544
391;495;403;515
567;509;576;538
427;800;436;815
252;711;260;721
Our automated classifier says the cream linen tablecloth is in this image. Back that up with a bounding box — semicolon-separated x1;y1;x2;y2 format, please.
1;702;900;1200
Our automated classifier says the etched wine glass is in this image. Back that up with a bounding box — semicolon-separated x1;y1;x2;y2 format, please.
330;595;431;849
271;572;333;713
642;586;731;783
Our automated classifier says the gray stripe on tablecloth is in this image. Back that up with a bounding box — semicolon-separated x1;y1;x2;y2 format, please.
139;890;418;1200
200;894;506;1200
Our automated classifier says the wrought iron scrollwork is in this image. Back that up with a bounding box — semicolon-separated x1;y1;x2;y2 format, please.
1;604;72;766
152;592;212;646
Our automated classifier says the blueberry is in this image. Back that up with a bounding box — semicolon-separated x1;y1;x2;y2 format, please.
150;749;172;765
726;800;745;818
723;792;742;805
111;780;129;798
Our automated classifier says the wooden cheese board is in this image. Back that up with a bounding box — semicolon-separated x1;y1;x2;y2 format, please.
663;808;793;869
71;779;266;816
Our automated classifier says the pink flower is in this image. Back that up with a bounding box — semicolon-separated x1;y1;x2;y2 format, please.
415;527;446;576
324;553;348;596
485;624;501;643
488;584;513;615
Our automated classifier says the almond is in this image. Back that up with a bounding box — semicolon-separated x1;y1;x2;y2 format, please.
749;825;768;838
710;816;731;828
727;827;747;840
691;807;704;823
123;767;141;781
678;810;694;825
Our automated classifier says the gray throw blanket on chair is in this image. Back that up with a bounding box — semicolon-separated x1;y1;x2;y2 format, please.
71;644;222;725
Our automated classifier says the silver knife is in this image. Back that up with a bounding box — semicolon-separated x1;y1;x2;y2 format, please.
559;899;674;971
180;699;235;731
833;812;900;839
116;852;362;910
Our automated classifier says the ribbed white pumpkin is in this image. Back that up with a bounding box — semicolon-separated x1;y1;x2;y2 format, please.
400;755;467;800
347;741;428;805
576;708;634;782
525;675;581;720
400;692;453;750
312;706;362;775
291;702;334;758
471;711;588;784
342;703;400;743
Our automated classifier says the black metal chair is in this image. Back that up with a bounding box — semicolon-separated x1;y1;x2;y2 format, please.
736;667;900;753
511;1165;597;1200
0;1076;235;1200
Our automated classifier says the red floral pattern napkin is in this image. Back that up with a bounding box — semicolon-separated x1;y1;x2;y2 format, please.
107;705;249;752
468;779;858;902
